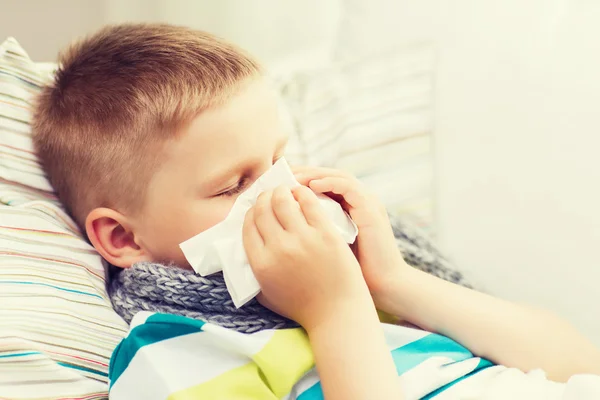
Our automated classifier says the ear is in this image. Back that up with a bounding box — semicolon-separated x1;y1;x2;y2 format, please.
85;208;150;269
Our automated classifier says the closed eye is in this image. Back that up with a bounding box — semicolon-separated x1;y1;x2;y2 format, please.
214;152;284;198
215;177;249;197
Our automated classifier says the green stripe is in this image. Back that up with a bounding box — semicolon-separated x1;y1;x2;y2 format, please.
109;313;206;388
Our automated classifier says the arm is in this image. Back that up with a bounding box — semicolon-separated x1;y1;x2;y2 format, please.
374;265;600;382
243;186;401;400
293;166;600;383
307;291;400;400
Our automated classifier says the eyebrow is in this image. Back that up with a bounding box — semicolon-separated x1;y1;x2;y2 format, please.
201;135;289;193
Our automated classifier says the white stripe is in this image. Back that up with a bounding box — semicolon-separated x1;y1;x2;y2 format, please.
202;323;275;356
0;355;106;398
382;323;429;350
474;367;566;400
564;375;600;400
289;368;320;399
109;331;250;400
399;356;479;399
128;311;153;330
431;365;504;399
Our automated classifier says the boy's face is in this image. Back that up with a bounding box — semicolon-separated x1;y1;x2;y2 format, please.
130;79;289;267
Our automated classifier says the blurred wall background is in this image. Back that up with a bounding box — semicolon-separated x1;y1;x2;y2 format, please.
2;0;600;343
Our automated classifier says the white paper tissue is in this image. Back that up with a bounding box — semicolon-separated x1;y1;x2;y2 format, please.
179;158;358;308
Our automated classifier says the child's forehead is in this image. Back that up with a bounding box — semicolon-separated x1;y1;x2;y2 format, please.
184;81;283;135
160;81;289;173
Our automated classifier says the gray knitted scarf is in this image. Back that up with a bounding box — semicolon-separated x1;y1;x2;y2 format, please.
109;216;471;334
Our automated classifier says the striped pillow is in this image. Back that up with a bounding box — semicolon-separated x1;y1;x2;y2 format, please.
280;44;435;231
0;37;128;399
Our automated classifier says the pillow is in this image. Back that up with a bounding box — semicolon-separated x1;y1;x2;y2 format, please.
334;0;436;63
280;44;435;230
0;37;128;399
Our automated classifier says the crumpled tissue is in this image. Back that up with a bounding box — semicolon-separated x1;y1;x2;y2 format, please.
179;158;358;308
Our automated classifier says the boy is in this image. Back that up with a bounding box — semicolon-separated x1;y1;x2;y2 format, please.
33;24;600;399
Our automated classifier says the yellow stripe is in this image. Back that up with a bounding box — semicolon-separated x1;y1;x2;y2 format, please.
168;329;313;400
168;362;278;400
253;329;313;397
378;310;401;324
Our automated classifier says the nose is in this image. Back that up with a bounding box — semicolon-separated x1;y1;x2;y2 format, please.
237;160;275;194
255;158;278;179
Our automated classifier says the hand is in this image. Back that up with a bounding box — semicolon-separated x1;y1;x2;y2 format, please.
293;166;408;303
242;185;372;331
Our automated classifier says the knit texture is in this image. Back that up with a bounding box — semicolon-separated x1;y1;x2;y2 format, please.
109;217;471;333
110;263;297;333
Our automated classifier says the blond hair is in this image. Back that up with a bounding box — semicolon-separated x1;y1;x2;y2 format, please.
33;23;261;227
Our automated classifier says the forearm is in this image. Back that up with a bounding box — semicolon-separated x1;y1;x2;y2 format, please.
375;267;600;382
307;291;401;400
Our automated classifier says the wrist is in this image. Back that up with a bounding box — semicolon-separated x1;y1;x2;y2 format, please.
303;287;376;336
366;250;401;292
371;264;422;320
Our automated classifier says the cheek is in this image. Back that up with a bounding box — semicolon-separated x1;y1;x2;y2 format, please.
138;196;239;267
170;200;234;243
192;205;231;233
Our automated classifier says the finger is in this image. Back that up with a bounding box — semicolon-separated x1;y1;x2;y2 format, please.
271;186;306;230
253;191;283;243
293;166;353;185
291;166;313;186
242;208;265;266
290;165;308;173
308;176;368;210
292;186;331;230
290;165;317;175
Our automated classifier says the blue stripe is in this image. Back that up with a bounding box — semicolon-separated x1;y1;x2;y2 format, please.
391;334;473;375
298;381;324;400
0;351;41;358
109;313;206;388
0;70;42;88
0;281;103;299
422;359;494;399
392;335;493;398
298;334;493;400
57;362;108;378
0;352;110;378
